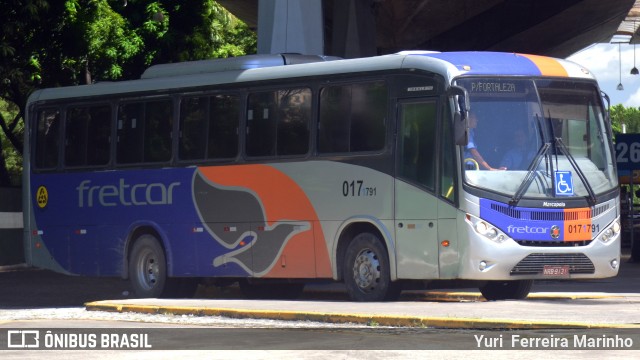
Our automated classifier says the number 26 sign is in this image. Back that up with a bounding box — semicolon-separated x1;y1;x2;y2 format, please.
615;134;640;171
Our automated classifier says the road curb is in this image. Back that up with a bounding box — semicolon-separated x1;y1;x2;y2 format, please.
85;301;640;330
403;291;627;302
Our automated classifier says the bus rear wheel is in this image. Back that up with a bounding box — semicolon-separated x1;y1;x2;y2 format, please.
343;232;400;302
479;280;533;301
129;234;197;298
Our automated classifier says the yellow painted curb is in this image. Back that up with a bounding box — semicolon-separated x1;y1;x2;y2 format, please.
406;291;624;301
84;302;640;330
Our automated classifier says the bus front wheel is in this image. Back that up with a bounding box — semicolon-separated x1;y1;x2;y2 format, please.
479;280;533;301
128;234;198;298
343;232;400;302
129;234;168;298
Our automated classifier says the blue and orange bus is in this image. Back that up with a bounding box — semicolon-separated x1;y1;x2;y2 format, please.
24;52;620;301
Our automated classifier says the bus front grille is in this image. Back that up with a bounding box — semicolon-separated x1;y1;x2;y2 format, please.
510;253;595;275
515;239;592;247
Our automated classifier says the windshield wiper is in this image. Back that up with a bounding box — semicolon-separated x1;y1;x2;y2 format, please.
553;137;597;206
544;109;597;206
510;143;550;206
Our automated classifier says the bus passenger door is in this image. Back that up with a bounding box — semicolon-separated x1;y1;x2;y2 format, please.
394;99;440;279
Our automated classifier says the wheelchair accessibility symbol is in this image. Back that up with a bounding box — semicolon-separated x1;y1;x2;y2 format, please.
554;171;574;196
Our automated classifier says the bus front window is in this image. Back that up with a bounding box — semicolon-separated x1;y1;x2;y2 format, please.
456;77;616;200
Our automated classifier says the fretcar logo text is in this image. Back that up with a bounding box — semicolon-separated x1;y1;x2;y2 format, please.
76;179;180;207
506;225;550;234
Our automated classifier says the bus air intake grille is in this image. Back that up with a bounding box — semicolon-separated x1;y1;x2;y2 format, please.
490;204;521;219
510;253;595;275
515;239;592;247
530;209;591;221
490;203;609;221
592;203;609;217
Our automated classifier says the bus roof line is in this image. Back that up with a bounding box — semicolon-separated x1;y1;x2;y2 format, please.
27;52;596;104
141;54;341;79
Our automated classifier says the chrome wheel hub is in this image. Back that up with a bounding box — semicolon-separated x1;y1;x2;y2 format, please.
352;248;380;292
137;250;159;290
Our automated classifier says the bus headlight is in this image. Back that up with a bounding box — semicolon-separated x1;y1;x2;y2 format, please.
466;214;508;243
599;219;620;243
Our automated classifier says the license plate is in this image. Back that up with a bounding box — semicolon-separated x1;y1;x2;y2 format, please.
543;265;570;277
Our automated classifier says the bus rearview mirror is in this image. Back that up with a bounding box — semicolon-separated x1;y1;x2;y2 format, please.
454;111;468;146
449;85;470;146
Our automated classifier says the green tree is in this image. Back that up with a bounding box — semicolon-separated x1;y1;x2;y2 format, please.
0;99;19;185
610;104;640;135
0;0;256;185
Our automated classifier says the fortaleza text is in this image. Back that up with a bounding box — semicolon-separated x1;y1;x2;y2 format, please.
474;334;634;349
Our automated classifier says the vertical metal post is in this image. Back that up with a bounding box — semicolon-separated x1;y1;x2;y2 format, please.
631;173;635;261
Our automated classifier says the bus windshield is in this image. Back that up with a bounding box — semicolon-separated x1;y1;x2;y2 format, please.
457;77;616;200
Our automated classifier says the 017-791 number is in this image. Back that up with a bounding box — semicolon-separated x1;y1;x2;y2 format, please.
342;180;376;197
567;224;599;234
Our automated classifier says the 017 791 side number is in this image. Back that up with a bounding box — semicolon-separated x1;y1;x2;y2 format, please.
342;180;376;197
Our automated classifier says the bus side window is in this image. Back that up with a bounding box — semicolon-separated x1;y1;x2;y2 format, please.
117;103;144;164
117;99;172;164
398;101;437;191
246;92;277;157
179;94;241;161
246;88;310;157
276;88;311;156
440;102;455;202
179;97;208;161
350;82;387;152
144;99;173;162
35;108;61;169
65;105;111;167
209;94;240;159
318;86;350;153
319;81;387;154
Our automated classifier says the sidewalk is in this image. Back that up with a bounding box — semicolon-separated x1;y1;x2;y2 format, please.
85;253;640;330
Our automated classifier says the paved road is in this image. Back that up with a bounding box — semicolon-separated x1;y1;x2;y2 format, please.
1;252;639;329
80;251;640;329
1;253;640;358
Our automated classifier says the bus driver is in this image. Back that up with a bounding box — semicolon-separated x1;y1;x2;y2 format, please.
465;112;504;171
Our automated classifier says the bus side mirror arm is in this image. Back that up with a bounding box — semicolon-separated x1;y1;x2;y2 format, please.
601;91;611;114
448;85;470;146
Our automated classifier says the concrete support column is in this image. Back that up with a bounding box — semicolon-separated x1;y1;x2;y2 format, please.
331;0;377;58
257;0;324;55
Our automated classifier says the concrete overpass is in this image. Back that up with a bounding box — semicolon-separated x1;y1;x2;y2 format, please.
218;0;638;58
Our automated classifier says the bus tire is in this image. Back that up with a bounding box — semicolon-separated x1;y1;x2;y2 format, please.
479;280;533;301
128;234;170;298
343;232;400;302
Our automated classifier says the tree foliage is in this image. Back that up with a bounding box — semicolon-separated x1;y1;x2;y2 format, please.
610;104;640;135
0;0;256;185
